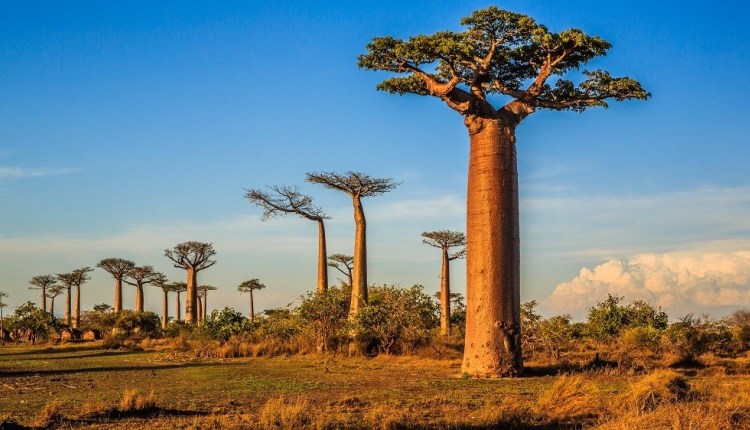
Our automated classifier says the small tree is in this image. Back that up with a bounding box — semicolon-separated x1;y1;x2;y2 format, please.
328;253;354;287
237;279;266;323
306;171;399;319
165;241;217;324
198;285;218;324
298;285;351;353
124;266;162;313
56;267;93;328
246;185;330;293
28;275;57;313
97;258;136;313
0;291;7;343
151;274;171;329
46;285;64;318
422;230;465;336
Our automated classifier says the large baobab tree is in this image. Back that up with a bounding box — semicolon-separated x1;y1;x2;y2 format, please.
359;7;648;377
152;274;171;329
124;266;162;313
47;285;64;318
28;275;56;313
422;230;466;336
245;185;330;294
165;241;217;324
328;253;354;287
306;171;399;318
56;267;93;328
237;279;266;323
96;258;135;313
168;282;187;322
198;285;217;323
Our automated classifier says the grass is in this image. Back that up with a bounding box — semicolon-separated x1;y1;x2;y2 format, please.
1;343;750;428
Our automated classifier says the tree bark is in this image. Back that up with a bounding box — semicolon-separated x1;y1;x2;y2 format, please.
197;295;203;324
50;297;56;318
74;286;81;328
250;291;255;323
162;289;168;329
135;284;144;313
203;291;208;321
350;196;368;318
40;288;47;313
440;248;451;336
317;220;328;294
65;287;71;326
114;278;123;313
461;118;522;377
185;268;197;324
176;291;182;322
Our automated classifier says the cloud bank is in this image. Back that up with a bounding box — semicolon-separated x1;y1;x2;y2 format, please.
543;249;750;319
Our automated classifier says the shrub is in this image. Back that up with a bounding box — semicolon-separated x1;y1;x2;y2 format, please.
4;301;59;344
203;307;252;341
298;285;350;353
112;310;161;338
586;295;668;344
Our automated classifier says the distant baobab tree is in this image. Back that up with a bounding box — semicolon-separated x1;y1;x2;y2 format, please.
28;275;57;313
165;241;217;324
47;285;64;318
245;185;330;294
56;267;93;328
328;253;353;287
96;258;136;313
152;274;171;329
306;171;399;318
359;6;648;376
422;230;466;336
237;279;266;323
124;266;162;313
168;282;187;322
198;285;217;323
0;291;7;343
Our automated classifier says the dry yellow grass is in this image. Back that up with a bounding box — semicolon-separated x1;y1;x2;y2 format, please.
32;400;62;428
118;388;156;412
258;396;312;429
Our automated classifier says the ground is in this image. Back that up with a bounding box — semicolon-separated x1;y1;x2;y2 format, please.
0;342;748;429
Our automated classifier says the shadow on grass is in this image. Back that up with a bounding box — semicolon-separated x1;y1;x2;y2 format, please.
1;407;210;430
0;360;246;378
2;350;137;363
0;345;101;358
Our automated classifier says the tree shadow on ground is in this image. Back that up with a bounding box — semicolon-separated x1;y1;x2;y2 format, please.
0;345;100;358
0;360;246;378
1;350;136;362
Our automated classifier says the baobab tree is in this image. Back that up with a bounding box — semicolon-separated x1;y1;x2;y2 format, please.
152;273;171;329
47;285;64;318
56;267;93;328
165;241;217;324
0;291;7;343
124;266;162;313
328;253;354;287
237;279;266;323
96;258;135;313
168;282;187;322
246;185;330;293
359;7;648;376
28;275;56;313
306;171;399;318
422;230;466;336
198;285;217;323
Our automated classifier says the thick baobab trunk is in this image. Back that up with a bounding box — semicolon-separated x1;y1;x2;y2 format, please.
461;119;522;377
317;220;328;294
249;291;255;323
74;286;81;328
185;268;197;324
175;291;182;322
65;287;72;326
114;278;123;313
162;289;168;329
135;285;144;313
350;196;367;318
50;297;56;318
440;248;451;336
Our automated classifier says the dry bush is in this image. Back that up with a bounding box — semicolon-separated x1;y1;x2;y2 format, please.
363;403;411;430
33;400;63;427
118;388;156;412
596;403;749;430
259;396;312;429
536;374;601;421
617;369;692;415
464;397;535;428
78;401;110;416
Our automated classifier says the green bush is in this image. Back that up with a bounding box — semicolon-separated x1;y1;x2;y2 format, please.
4;302;59;344
112;310;161;338
203;307;252;341
298;285;350;353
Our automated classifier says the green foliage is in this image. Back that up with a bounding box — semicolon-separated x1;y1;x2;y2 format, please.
354;285;439;354
79;307;118;333
203;307;252;341
586;295;668;343
298;285;350;351
4;302;59;343
257;308;301;341
112;310;161;338
521;301;573;360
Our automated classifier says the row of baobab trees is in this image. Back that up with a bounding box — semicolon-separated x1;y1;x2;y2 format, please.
27;246;268;330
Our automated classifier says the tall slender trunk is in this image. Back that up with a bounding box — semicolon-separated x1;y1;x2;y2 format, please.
350;196;367;319
50;297;56;318
40;288;47;313
440;248;451;336
461;120;522;377
250;291;255;323
203;292;208;321
114;278;123;313
162;289;168;329
74;285;81;328
197;295;203;324
185;267;197;324
64;286;72;326
176;291;182;322
135;284;144;313
317;219;328;293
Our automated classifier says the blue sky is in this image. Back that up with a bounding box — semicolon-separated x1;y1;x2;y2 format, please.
2;1;750;319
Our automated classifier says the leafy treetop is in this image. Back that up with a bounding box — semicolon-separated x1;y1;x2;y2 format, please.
165;241;217;271
245;185;328;222
306;171;400;198
421;230;466;260
237;279;267;293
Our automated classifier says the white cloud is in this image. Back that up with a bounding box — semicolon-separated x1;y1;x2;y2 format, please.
542;248;750;319
0;166;79;179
